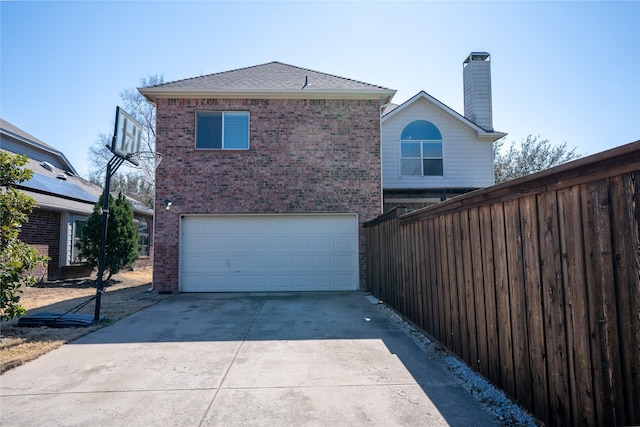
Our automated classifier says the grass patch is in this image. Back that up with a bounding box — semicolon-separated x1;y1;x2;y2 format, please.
0;270;173;374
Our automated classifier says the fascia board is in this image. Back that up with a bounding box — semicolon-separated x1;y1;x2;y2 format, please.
476;131;508;141
19;189;95;215
138;88;396;103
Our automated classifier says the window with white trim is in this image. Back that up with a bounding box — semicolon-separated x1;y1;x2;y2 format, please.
196;111;249;149
71;216;87;263
137;218;149;257
400;120;443;176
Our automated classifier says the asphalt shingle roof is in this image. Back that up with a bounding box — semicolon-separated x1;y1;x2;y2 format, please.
146;61;392;92
1;118;58;153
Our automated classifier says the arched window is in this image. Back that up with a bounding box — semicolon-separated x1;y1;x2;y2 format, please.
137;218;149;257
400;120;443;176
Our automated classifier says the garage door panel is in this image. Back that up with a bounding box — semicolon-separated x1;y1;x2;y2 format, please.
329;217;355;233
334;235;354;249
314;255;332;268
313;236;332;249
251;236;270;250
250;256;270;268
270;256;289;268
334;255;356;269
313;276;332;288
180;214;358;292
181;217;206;234
271;236;290;250
291;236;311;250
181;255;209;271
291;255;312;268
334;275;354;288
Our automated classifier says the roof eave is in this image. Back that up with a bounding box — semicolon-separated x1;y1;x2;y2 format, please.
138;87;396;104
476;131;508;141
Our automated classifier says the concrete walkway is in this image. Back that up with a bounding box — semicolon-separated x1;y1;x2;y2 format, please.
1;292;498;426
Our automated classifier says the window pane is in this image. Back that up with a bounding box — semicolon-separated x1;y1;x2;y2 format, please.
423;159;443;176
401;159;422;175
422;142;442;158
75;219;86;239
138;236;149;257
137;218;149;257
224;112;249;149
137;218;148;234
197;112;222;149
401;120;442;140
73;218;87;263
401;142;420;157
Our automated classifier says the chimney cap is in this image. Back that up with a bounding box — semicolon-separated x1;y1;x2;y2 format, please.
464;52;491;64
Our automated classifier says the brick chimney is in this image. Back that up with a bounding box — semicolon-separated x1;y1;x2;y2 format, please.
463;52;493;131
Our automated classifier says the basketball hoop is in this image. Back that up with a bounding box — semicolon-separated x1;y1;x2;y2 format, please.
128;151;163;169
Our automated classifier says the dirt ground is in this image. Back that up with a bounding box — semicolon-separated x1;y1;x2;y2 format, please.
0;270;173;374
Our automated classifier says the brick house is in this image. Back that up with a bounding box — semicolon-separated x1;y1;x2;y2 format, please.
1;118;153;280
139;62;395;292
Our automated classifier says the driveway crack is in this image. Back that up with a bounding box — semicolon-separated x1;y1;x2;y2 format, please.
198;296;267;427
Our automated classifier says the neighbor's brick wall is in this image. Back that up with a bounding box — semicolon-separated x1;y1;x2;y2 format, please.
20;208;60;281
153;98;382;292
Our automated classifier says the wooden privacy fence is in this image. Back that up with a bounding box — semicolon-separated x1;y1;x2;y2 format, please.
364;141;640;427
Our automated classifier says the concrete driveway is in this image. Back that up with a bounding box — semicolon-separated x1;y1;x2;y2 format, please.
1;292;498;426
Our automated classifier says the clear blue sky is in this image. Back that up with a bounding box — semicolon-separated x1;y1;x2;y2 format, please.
2;1;639;178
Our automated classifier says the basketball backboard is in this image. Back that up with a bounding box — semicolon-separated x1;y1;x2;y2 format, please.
112;106;142;159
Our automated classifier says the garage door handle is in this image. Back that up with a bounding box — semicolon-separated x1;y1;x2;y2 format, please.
234;270;241;273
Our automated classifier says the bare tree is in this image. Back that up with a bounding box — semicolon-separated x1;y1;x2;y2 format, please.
88;75;163;207
493;135;581;184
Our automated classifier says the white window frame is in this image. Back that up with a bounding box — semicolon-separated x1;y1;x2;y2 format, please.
71;215;87;264
136;218;150;257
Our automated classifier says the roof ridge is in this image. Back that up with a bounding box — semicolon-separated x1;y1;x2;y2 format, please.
271;61;392;91
144;61;391;91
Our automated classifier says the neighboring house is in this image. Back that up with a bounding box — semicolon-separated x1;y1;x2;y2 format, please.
381;53;506;211
139;61;396;293
0;118;153;281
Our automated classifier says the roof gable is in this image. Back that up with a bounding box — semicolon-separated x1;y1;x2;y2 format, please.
381;91;506;140
139;61;396;104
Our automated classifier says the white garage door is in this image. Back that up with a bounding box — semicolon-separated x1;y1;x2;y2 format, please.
180;214;359;292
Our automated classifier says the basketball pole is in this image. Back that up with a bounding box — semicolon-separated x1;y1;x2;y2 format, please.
93;143;127;324
93;106;142;324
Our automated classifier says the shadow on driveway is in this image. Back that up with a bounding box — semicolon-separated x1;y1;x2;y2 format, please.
1;292;499;426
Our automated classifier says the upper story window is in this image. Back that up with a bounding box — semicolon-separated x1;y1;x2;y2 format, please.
400;120;443;176
196;111;249;150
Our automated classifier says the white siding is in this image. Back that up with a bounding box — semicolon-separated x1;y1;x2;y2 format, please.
381;97;494;190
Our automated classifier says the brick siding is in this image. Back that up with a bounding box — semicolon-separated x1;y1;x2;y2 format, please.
153;98;382;292
20;209;60;281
